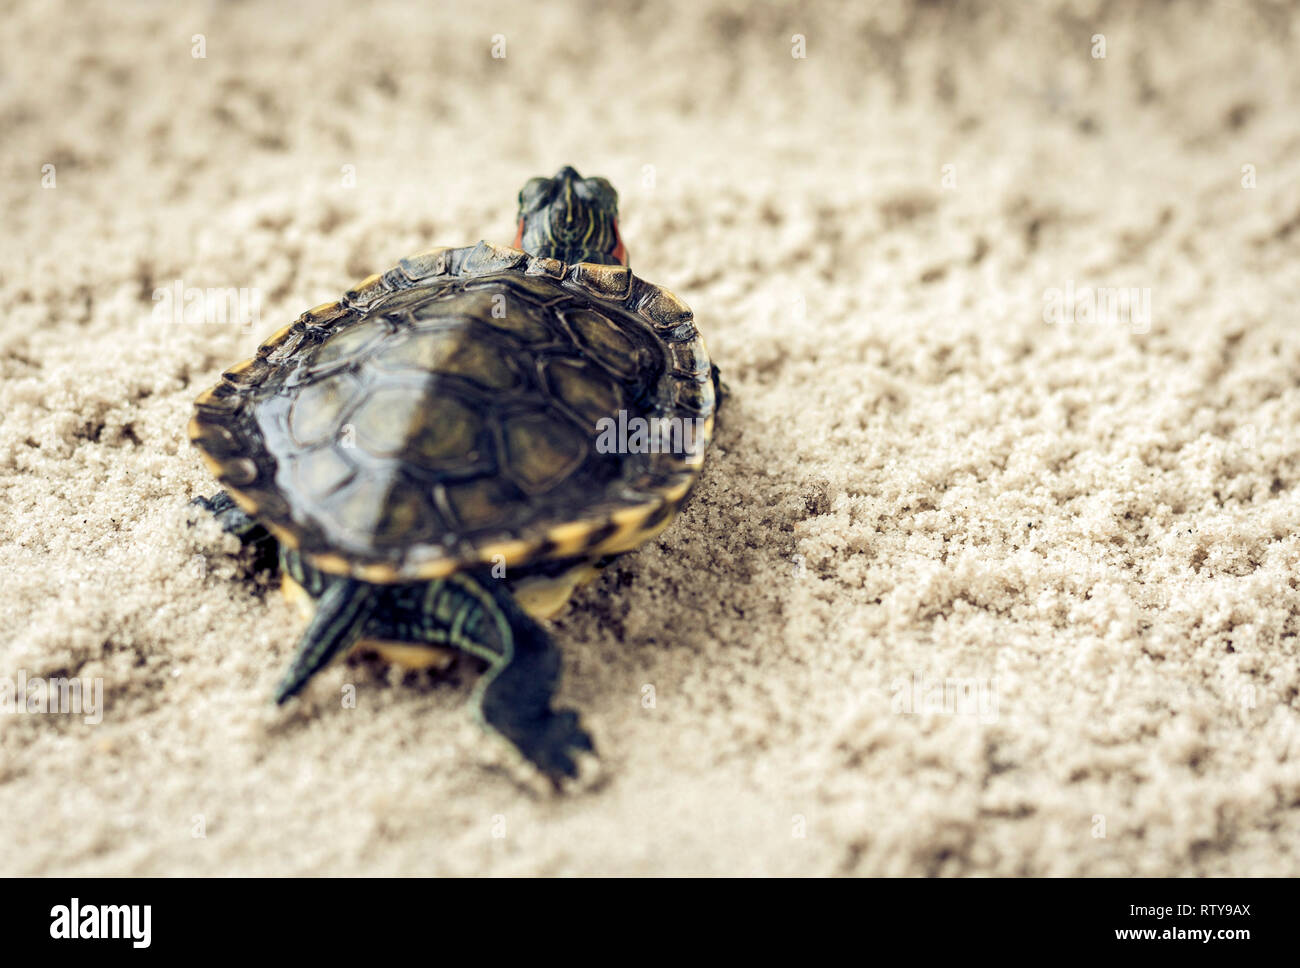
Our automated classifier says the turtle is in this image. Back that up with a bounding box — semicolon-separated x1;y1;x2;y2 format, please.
189;166;720;783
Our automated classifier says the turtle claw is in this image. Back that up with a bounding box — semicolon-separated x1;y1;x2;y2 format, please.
191;490;245;527
501;708;594;784
192;491;259;541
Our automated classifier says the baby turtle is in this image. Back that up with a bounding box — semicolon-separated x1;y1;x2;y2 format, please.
190;166;720;782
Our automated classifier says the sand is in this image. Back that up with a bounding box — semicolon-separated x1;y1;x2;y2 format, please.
3;0;1300;875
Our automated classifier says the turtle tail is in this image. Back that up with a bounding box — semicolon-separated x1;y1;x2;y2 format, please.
274;578;375;704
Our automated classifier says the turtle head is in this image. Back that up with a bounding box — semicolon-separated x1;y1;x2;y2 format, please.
514;166;627;267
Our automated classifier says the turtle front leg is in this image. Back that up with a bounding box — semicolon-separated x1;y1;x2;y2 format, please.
427;573;594;783
191;490;279;571
191;490;258;537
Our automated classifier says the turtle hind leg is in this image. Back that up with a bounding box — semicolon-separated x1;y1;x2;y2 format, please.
433;574;594;783
710;363;730;408
274;577;377;704
191;490;279;573
477;602;594;782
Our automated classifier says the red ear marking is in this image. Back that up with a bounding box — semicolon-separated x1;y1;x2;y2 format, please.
512;217;524;249
611;220;628;266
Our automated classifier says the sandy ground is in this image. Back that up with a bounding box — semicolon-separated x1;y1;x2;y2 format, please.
3;0;1300;875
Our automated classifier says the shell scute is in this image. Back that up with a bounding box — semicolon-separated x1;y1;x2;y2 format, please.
288;372;360;446
562;308;648;380
502;412;589;495
369;327;520;391
542;358;626;431
397;247;454;282
635;284;693;330
567;262;633;300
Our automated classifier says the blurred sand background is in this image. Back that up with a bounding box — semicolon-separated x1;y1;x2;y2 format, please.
3;0;1300;875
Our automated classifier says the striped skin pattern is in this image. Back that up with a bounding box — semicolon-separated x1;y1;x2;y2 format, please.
517;166;625;267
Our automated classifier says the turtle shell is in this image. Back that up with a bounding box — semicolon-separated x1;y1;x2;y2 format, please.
190;241;715;582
